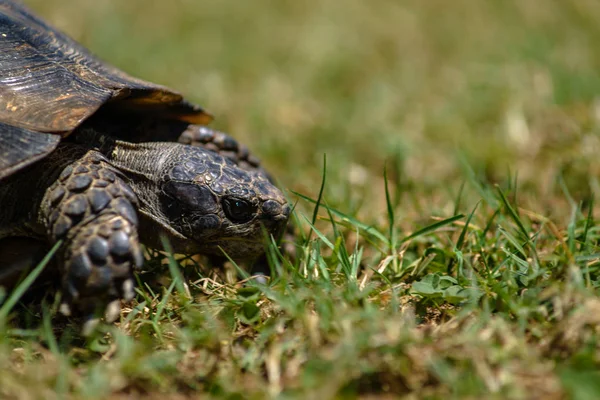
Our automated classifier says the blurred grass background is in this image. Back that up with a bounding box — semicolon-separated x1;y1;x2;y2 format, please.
25;0;600;220
6;0;600;398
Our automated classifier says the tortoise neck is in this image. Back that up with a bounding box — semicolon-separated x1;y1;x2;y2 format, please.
108;140;172;178
74;129;172;178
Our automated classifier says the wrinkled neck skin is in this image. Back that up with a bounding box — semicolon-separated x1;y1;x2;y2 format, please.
103;140;191;251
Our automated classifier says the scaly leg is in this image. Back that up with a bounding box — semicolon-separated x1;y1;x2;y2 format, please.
41;149;143;323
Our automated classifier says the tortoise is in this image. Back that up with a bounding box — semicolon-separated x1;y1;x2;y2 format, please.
0;0;290;326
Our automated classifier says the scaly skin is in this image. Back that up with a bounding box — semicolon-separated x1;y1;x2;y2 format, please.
0;135;289;326
42;151;142;319
177;125;262;171
175;126;295;269
0;146;142;321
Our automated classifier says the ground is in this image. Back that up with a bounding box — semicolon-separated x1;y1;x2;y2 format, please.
2;0;600;398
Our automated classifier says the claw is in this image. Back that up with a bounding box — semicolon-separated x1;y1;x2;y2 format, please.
122;279;135;301
82;317;100;337
105;299;121;323
253;273;269;285
133;247;144;269
66;281;79;300
59;302;72;316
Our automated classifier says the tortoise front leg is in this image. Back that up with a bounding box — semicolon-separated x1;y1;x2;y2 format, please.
42;150;142;325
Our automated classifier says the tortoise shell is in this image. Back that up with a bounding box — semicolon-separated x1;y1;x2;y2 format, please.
0;0;212;179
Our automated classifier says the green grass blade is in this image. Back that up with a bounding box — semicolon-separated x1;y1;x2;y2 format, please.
160;235;189;299
301;214;334;250
383;164;396;252
448;201;479;274
0;240;61;323
582;194;594;252
453;181;466;216
400;214;464;244
311;154;327;229
456;201;480;251
498;226;527;259
495;185;529;240
324;201;354;279
292;191;388;245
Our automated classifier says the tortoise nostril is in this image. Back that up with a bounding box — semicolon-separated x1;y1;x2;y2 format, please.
262;200;282;217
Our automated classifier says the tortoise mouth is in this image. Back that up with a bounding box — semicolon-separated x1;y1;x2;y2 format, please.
203;236;262;245
192;237;267;260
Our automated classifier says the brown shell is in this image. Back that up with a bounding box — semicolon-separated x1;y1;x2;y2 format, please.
0;0;213;179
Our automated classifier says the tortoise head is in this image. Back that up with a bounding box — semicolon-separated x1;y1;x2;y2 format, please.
150;145;290;259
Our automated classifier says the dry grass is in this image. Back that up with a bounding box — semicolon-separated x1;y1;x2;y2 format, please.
3;0;600;398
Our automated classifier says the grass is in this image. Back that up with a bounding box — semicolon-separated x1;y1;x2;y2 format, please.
3;0;600;398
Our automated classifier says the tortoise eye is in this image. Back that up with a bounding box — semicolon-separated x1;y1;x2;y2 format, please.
223;198;255;223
